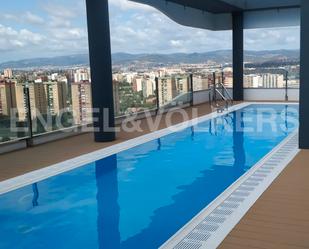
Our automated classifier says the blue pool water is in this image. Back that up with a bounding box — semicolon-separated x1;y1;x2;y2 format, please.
0;104;298;249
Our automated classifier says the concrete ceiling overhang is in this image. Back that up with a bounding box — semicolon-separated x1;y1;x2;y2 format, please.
130;0;300;30
221;0;300;11
162;0;242;13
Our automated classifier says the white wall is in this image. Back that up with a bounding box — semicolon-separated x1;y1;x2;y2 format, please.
244;88;299;101
193;90;211;105
193;88;234;105
193;88;299;104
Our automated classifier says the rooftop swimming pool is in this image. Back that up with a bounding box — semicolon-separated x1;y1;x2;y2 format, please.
0;104;299;249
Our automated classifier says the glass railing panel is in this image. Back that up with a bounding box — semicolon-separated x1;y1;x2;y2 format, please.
0;81;30;143
157;75;192;109
0;0;91;140
222;68;233;88
71;79;93;126
244;27;300;89
286;65;300;88
113;76;157;117
244;68;290;89
192;74;211;91
27;79;81;136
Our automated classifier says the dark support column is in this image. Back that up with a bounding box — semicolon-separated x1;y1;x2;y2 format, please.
232;12;244;101
299;0;309;149
85;0;115;142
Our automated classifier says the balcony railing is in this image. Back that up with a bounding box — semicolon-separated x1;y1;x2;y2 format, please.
0;70;299;153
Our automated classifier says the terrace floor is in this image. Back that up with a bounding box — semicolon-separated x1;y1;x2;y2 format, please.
219;149;309;249
0;102;308;248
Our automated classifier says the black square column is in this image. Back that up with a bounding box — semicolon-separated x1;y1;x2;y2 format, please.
232;12;244;101
299;0;309;149
85;0;116;142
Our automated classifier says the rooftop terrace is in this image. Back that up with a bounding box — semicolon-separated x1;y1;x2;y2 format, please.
0;0;308;248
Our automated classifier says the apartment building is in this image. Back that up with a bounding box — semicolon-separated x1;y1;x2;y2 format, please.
0;80;28;121
71;81;92;125
244;73;285;88
0;81;16;116
158;77;176;106
193;75;209;91
175;76;190;95
28;81;67;118
3;69;13;79
44;81;67;116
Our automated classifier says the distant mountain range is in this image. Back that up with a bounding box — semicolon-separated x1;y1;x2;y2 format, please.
0;49;299;70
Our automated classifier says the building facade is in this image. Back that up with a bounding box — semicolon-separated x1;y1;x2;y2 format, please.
71;81;92;125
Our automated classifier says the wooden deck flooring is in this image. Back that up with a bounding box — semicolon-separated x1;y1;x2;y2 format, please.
219;150;309;249
0;101;308;248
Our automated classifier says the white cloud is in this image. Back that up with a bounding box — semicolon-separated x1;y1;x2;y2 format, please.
20;29;44;44
2;13;18;21
109;5;233;54
245;27;300;50
0;24;45;51
170;40;183;47
0;0;300;62
1;11;44;25
23;12;44;25
42;3;77;19
51;28;87;40
48;16;71;28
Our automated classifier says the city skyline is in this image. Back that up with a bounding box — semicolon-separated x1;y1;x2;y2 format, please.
0;0;300;63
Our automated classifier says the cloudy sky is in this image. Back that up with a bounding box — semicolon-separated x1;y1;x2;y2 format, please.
0;0;300;63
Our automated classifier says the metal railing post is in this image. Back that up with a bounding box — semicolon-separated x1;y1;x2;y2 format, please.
221;71;225;98
190;74;194;106
213;72;216;102
285;70;289;102
155;77;160;114
24;85;34;146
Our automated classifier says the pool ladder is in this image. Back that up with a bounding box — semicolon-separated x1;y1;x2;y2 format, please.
209;82;233;113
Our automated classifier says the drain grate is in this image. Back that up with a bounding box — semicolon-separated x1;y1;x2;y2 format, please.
237;186;255;192
196;223;219;232
212;209;233;216
256;169;271;174
203;216;226;224
232;191;250;197
253;173;267;178
187;232;211;241
225;196;245;203
220;202;240;209
242;181;259;186
261;166;275;170
248;177;264;182
263;162;278;166
174;241;202;249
